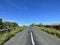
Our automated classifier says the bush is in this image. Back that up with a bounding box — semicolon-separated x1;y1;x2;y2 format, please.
0;26;27;45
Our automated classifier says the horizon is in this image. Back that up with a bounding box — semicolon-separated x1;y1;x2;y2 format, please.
0;0;60;26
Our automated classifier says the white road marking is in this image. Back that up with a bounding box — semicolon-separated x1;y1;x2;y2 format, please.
30;32;35;45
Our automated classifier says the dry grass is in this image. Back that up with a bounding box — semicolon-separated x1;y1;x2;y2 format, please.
35;26;60;38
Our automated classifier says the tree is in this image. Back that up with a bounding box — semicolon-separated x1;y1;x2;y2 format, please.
0;18;3;29
3;22;11;28
11;22;19;27
39;23;43;26
3;22;19;28
30;23;36;26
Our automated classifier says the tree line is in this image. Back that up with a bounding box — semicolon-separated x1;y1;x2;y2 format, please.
0;18;19;29
30;23;60;30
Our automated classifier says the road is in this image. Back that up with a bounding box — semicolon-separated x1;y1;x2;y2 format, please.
4;27;60;45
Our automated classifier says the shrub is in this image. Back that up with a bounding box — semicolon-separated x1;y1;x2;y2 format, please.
0;26;27;45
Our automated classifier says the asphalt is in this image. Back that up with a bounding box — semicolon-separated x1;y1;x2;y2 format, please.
4;27;60;45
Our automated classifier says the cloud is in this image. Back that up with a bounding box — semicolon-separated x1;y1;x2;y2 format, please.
5;0;28;11
5;0;23;9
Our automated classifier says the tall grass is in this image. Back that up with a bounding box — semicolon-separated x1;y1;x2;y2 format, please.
0;26;27;45
35;26;60;38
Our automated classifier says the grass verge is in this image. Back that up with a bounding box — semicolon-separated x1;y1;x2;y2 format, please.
35;26;60;38
0;26;27;45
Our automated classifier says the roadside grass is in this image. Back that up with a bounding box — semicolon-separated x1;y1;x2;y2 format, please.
0;26;27;45
35;26;60;38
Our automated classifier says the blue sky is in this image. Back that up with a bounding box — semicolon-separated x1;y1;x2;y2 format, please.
0;0;60;26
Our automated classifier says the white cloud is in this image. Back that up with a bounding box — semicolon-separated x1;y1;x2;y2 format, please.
6;0;23;9
5;0;28;11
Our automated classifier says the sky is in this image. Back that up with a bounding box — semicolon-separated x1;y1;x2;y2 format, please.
0;0;60;26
